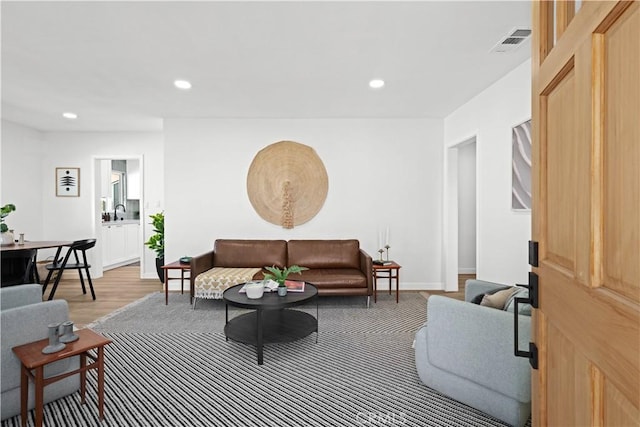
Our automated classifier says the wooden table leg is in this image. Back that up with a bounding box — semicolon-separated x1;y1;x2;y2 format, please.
34;366;44;427
396;268;400;303
388;269;392;295
97;346;105;419
20;364;28;427
180;269;184;294
165;277;168;305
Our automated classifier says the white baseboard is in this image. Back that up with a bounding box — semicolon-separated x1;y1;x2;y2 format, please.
163;281;447;292
458;268;476;274
379;282;444;291
164;282;444;292
104;258;140;271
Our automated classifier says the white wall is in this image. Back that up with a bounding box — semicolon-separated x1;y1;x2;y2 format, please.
457;141;476;273
38;131;164;278
1;121;45;240
164;118;444;289
444;59;531;286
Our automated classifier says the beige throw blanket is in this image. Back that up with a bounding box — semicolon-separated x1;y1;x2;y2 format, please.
194;267;262;300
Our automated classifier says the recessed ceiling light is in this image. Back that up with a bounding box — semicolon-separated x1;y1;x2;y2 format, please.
369;79;385;89
62;112;78;119
174;80;192;90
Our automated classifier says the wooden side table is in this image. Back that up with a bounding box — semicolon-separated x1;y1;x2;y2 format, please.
12;329;112;427
372;262;402;303
161;260;191;305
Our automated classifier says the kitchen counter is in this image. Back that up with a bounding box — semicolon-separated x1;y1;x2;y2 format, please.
102;219;140;226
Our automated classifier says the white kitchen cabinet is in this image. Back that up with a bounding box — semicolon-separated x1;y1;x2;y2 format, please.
125;223;140;260
102;222;140;270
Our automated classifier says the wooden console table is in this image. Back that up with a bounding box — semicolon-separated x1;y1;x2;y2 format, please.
161;260;191;305
12;329;112;427
372;261;402;303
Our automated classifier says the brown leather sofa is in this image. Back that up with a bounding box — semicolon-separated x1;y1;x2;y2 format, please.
191;239;373;304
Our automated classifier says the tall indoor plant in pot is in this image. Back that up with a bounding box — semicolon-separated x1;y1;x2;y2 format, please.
1;203;16;246
144;211;164;282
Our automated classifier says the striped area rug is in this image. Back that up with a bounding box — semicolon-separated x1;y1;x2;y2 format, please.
2;292;523;427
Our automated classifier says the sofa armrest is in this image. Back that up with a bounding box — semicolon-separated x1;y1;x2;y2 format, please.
359;249;373;295
464;279;510;302
1;299;70;393
425;295;531;402
190;251;214;289
0;284;43;310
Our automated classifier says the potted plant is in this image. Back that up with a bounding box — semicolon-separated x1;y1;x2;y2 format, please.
1;203;16;246
144;211;164;282
263;265;308;296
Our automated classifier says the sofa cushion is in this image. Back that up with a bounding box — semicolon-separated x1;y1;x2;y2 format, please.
213;240;287;268
480;287;516;309
288;240;360;269
1;299;75;394
504;287;532;316
297;269;366;288
470;285;511;305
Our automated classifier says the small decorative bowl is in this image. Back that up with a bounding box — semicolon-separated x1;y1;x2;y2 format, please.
245;282;264;299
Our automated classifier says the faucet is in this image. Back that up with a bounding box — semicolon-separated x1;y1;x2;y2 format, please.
114;204;126;221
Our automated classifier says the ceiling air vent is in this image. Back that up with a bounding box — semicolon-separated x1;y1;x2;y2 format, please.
491;28;532;53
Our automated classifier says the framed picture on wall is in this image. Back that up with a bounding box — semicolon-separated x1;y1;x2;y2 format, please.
56;167;80;197
512;119;532;210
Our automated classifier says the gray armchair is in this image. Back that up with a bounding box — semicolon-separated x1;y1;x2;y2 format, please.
1;284;80;421
414;280;532;427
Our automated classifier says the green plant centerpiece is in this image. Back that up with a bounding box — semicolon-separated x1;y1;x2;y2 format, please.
1;203;16;246
144;211;165;282
263;265;308;287
1;203;16;233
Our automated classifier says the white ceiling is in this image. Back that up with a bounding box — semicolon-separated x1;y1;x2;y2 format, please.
1;1;532;132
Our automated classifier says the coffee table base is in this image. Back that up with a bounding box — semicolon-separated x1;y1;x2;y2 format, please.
225;309;317;364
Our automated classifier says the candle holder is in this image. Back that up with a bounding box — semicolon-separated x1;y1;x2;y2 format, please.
377;249;384;262
59;320;79;343
42;323;66;354
384;245;391;262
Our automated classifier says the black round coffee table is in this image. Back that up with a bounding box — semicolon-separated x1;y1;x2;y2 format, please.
222;282;318;365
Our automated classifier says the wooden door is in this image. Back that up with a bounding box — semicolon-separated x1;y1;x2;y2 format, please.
531;1;639;425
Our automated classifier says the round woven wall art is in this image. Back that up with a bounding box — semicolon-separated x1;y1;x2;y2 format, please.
247;140;328;228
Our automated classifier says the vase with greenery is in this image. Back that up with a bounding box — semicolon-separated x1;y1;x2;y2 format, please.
144;211;164;282
1;203;16;246
263;265;308;296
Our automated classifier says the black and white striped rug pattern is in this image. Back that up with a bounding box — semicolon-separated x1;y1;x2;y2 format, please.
2;293;520;427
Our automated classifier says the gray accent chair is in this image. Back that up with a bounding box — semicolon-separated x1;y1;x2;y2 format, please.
414;280;532;427
1;284;80;421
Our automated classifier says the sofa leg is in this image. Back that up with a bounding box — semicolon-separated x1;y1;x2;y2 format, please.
192;298;197;310
367;296;370;308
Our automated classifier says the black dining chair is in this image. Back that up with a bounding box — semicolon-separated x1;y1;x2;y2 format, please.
1;249;37;287
43;239;97;300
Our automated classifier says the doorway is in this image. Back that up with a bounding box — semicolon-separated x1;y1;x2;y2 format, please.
457;141;477;276
444;136;477;291
93;156;144;279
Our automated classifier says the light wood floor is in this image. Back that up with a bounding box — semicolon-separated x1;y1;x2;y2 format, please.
46;265;163;328
419;273;474;301
49;268;475;328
